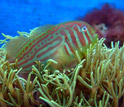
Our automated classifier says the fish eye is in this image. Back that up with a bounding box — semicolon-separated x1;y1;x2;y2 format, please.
81;25;87;32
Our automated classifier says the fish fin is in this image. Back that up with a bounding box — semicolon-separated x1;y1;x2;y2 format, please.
5;35;29;60
29;25;54;37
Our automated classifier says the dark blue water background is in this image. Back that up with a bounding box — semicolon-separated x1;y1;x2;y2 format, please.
0;0;124;47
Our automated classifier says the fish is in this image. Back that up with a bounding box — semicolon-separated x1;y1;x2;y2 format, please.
4;21;98;72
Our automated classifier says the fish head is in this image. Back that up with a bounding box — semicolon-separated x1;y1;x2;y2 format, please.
73;21;98;44
67;21;98;57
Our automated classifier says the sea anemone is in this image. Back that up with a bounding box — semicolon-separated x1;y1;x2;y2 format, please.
0;37;124;106
78;3;124;47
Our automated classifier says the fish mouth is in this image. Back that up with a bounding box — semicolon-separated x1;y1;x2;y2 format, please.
93;33;98;37
92;33;98;40
91;33;98;44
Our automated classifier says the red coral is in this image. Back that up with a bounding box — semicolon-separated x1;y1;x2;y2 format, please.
78;3;124;47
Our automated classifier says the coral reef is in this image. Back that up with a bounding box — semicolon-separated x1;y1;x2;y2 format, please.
0;38;124;106
78;3;124;47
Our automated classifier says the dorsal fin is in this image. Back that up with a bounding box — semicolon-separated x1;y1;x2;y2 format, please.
5;36;29;60
29;25;54;37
